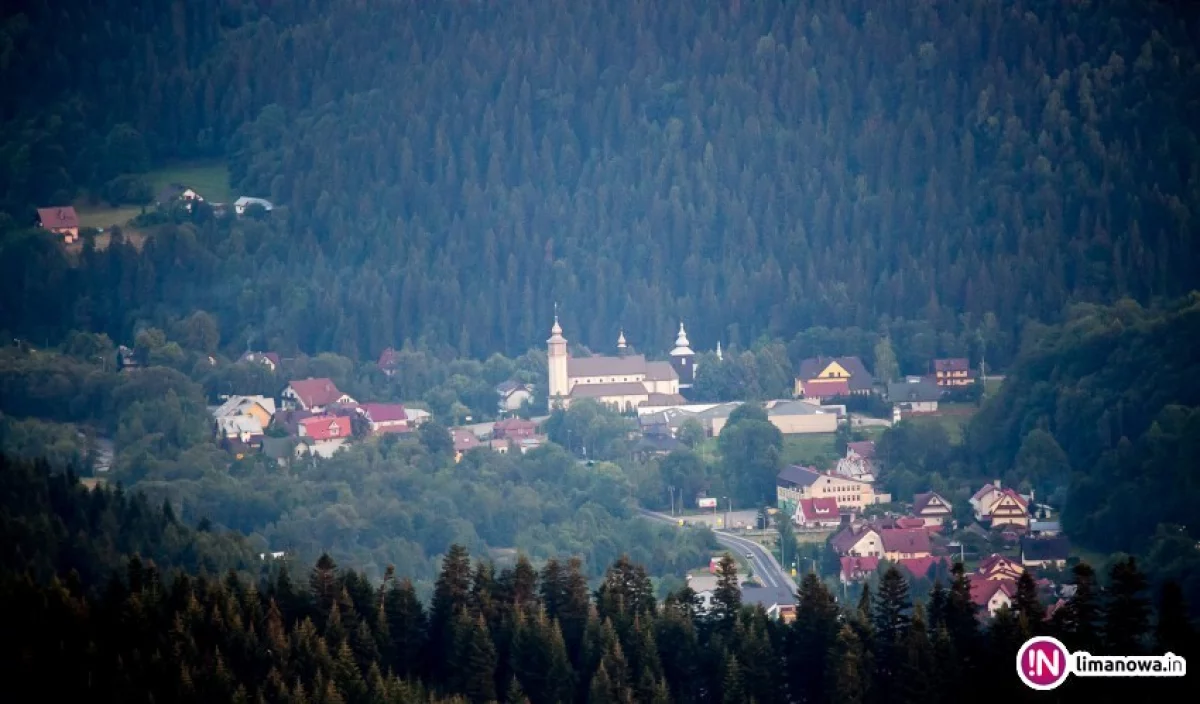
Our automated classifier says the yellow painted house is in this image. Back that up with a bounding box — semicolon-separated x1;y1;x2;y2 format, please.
212;395;276;427
794;356;876;397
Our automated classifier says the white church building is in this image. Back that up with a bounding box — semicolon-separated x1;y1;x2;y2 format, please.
547;316;696;411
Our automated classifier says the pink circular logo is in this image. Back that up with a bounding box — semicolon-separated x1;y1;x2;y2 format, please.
1016;636;1071;690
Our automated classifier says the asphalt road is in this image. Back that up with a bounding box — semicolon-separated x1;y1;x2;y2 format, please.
639;509;797;592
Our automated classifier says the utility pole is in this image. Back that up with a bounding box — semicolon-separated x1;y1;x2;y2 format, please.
724;496;732;531
668;485;676;516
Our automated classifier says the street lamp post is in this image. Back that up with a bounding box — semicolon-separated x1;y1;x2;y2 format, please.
723;496;731;531
668;486;676;516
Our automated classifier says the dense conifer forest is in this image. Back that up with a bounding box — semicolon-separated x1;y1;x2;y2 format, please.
3;0;1199;367
4;1;1200;697
3;458;1196;702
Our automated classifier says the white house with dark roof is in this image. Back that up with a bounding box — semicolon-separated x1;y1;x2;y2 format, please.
547;316;689;410
776;465;888;511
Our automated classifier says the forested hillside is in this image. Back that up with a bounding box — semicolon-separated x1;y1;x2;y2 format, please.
3;470;1196;703
3;0;1199;368
966;295;1200;606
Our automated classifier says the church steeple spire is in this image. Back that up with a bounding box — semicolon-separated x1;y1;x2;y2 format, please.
617;328;627;356
716;340;723;361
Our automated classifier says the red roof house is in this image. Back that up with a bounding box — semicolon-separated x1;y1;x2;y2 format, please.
897;556;949;581
493;417;537;440
298;416;352;441
37;206;81;242
378;347;400;375
284;378;356;411
846;441;876;460
799;378;851;400
794;497;842;527
880;528;932;560
969;574;1016;616
359;403;409;434
840;556;880;584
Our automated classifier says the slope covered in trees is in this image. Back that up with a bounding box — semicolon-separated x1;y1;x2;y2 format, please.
0;454;258;591
4;0;1200;371
967;295;1200;605
3;477;1196;704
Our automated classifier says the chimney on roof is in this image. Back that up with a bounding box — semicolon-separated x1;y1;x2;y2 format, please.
993;479;1001;488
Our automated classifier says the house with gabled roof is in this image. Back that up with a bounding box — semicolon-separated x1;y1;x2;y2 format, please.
297;416;351;458
496;380;534;413
840;556;880;584
358;403;409;434
836;441;877;482
932;358;972;387
37;206;80;242
793;497;842;528
283;378;356;412
776;465;886;511
793;356;875;399
493;417;537;440
1020;537;1071;569
377;347;400;376
887;378;942;413
451;428;482;463
978;554;1025;581
831;525;883;558
912;491;953;527
898;556;949;582
969;574;1016;617
212;394;276;427
971;481;1030;530
880;528;932;561
156;183;203;206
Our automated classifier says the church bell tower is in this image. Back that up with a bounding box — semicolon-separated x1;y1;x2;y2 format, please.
669;321;696;389
547;311;569;406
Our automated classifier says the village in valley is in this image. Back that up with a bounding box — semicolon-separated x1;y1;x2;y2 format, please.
129;309;1079;625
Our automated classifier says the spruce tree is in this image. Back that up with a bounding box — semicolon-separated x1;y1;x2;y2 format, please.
1053;562;1101;653
710;554;742;628
829;625;867;704
873;567;912;643
587;663;614;704
788;573;839;704
457;614;498;704
311;554;339;617
899;604;933;704
1155;581;1196;660
720;654;745;704
385;578;427;680
429;545;473;686
558;558;591;667
1014;570;1042;633
1104;556;1150;654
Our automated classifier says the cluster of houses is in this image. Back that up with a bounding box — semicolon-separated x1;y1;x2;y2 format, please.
35;183;275;244
770;437;1072;618
210;375;424;460
211;352;550;463
793;355;977;420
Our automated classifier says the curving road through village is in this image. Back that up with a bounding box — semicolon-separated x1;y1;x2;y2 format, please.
637;508;797;592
